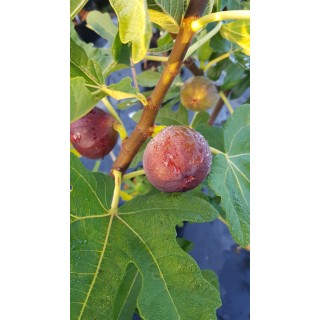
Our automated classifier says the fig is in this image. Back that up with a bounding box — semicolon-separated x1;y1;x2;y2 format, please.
70;107;118;159
143;126;212;192
180;76;219;111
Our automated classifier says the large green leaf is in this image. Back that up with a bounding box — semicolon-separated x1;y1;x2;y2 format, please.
86;11;118;44
113;263;142;320
70;77;98;123
70;0;89;20
208;104;250;247
109;0;152;63
70;38;105;87
70;154;221;319
220;63;245;91
70;39;107;122
196;124;225;153
70;23;114;78
220;19;250;56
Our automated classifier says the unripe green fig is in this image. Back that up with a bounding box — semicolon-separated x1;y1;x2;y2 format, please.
180;76;219;111
70;107;118;159
143;126;212;192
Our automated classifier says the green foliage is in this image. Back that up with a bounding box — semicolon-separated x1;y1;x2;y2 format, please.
110;0;152;63
70;0;89;20
208;105;250;247
71;154;221;319
220;20;250;56
70;39;107;122
86;11;118;44
70;2;250;318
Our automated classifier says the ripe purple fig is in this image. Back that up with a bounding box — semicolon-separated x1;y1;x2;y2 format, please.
180;76;219;111
143;126;212;192
70;107;118;159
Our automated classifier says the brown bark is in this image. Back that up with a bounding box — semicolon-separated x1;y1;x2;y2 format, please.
111;0;209;174
184;57;204;76
208;89;231;126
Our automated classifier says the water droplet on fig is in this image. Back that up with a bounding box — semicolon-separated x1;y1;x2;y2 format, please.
72;132;81;142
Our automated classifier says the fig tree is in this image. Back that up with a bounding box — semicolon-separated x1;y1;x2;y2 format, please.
70;107;118;159
180;76;219;111
143;126;212;192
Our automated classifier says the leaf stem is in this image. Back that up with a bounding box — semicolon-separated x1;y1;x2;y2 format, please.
110;170;122;214
190;112;199;128
92;160;101;172
204;52;230;72
101;97;128;138
130;58;139;90
185;22;222;59
191;10;250;32
208;89;231;125
144;55;168;62
122;169;145;181
210;146;224;155
219;91;234;114
113;122;128;140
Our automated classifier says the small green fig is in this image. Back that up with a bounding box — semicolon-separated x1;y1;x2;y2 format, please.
180;76;219;111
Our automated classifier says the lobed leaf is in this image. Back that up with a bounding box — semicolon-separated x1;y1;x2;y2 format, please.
70;154;221;319
220;19;250;56
110;0;152;63
208;104;250;247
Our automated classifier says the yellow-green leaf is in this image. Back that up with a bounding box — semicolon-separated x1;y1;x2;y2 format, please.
103;77;147;105
109;0;152;63
148;9;180;33
220;20;250;56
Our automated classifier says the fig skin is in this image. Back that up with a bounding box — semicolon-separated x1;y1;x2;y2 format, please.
143;126;212;192
180;76;219;111
70;107;118;159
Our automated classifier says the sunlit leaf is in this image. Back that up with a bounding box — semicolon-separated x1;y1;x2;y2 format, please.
86;11;118;43
220;20;250;56
110;0;152;63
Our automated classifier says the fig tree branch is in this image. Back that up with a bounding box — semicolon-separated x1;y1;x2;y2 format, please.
208;89;231;125
111;0;209;174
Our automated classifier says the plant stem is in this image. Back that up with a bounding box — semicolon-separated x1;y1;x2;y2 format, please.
113;122;128;140
112;0;209;174
184;57;204;76
109;150;116;162
191;10;250;32
101;97;128;138
208;89;231;125
219;91;234;114
110;170;122;214
204;52;230;72
130;58;139;90
185;22;222;59
123;169;145;181
92;160;101;172
210;146;224;155
144;55;168;62
190;111;199;128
